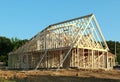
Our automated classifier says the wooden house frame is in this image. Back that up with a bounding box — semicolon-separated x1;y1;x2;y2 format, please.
8;14;115;70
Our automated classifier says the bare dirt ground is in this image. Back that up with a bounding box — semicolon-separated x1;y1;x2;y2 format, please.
0;69;120;82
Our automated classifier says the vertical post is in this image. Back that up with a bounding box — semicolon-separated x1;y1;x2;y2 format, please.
26;54;28;69
107;52;108;69
37;40;40;50
79;49;81;68
92;50;94;69
44;31;46;50
83;49;85;68
75;48;77;67
60;50;63;67
98;51;100;68
87;49;90;68
20;54;22;69
53;52;55;67
71;49;73;67
102;52;104;68
88;49;90;68
77;48;79;68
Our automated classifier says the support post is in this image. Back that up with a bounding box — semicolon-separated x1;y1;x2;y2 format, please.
107;52;108;69
92;50;94;69
83;49;85;68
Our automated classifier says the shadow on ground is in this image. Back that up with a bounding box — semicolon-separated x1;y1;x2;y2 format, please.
0;75;120;82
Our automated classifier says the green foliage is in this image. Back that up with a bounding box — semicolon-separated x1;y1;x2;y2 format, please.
117;54;120;64
0;36;28;65
0;36;13;65
106;40;120;64
0;36;13;55
11;37;28;51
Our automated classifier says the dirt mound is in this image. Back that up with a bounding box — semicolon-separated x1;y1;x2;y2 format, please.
0;69;119;80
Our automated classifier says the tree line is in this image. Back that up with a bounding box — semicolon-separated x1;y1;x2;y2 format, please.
0;36;120;65
107;41;120;64
0;36;28;65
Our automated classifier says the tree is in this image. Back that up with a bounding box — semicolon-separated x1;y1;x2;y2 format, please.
106;40;120;64
0;36;13;64
11;37;28;51
0;36;28;65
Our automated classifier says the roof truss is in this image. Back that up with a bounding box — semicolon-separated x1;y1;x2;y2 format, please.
13;14;108;54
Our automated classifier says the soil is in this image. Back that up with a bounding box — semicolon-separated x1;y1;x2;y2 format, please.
0;69;120;82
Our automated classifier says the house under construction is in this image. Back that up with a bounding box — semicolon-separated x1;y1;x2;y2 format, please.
8;14;115;70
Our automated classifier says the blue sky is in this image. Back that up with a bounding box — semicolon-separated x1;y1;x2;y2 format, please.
0;0;120;41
